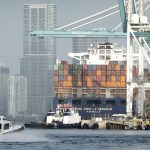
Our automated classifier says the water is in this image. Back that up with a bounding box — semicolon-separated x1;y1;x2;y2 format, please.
0;129;150;150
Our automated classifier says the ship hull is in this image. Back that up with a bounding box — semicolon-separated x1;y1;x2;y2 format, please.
59;123;81;128
24;122;81;129
24;122;58;129
52;97;126;119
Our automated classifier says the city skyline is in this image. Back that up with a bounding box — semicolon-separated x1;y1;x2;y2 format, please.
0;0;150;75
0;0;118;74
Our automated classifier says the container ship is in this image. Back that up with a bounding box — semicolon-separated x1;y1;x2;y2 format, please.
52;42;150;119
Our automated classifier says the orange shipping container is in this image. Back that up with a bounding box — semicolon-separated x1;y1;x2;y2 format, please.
87;82;92;87
107;82;112;87
120;82;126;87
78;81;82;87
101;81;106;87
96;70;101;76
64;70;68;75
67;81;72;87
54;76;58;81
68;76;72;81
111;76;116;82
87;76;92;82
111;82;117;87
116;82;121;87
121;76;126;81
116;64;120;70
63;81;68;87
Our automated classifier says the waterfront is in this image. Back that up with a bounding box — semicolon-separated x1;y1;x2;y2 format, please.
0;129;150;150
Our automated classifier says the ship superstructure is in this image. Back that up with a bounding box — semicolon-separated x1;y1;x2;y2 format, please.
68;42;127;65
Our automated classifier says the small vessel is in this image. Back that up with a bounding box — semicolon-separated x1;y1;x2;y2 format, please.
46;108;63;128
60;104;82;128
0;116;24;134
25;103;81;129
46;103;81;128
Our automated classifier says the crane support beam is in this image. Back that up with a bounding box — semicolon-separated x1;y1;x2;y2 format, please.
71;10;119;30
130;29;150;65
129;83;150;89
55;5;119;30
118;0;137;32
30;30;150;38
132;0;137;14
118;0;127;32
31;30;126;38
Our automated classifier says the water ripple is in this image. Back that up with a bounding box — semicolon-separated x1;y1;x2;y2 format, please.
0;129;150;150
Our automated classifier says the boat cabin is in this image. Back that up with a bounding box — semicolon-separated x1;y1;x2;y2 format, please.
0;116;12;132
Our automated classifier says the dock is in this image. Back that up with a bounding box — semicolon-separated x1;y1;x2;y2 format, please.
81;117;150;130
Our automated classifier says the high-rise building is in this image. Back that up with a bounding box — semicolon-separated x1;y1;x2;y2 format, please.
8;76;27;120
72;37;110;64
0;64;9;116
21;4;56;119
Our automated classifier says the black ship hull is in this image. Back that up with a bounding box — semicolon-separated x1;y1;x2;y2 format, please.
24;122;81;129
51;97;126;119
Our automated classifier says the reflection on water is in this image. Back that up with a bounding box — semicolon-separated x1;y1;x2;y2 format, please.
0;129;150;150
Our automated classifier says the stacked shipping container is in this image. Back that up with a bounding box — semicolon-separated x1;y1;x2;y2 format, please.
54;61;128;99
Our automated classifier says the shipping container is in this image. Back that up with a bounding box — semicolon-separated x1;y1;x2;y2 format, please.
53;61;149;102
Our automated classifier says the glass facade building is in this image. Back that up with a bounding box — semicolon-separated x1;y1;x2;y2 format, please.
8;76;27;120
21;4;56;120
0;64;9;116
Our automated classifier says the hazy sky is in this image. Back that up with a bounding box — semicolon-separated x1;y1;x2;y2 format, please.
1;0;149;74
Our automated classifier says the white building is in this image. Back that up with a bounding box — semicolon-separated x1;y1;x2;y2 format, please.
0;64;9;116
8;76;27;119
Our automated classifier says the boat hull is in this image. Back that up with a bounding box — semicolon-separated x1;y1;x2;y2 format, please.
0;125;25;134
24;122;81;129
59;123;81;128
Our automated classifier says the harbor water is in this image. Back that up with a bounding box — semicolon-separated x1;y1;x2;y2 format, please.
0;129;150;150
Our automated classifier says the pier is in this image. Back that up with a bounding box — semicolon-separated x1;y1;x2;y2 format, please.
81;117;150;130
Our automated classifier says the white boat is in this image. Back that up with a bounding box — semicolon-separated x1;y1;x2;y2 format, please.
0;116;24;134
46;104;81;128
46;109;63;128
61;104;81;128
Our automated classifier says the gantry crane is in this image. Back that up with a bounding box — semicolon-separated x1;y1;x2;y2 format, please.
125;0;150;117
31;0;150;117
